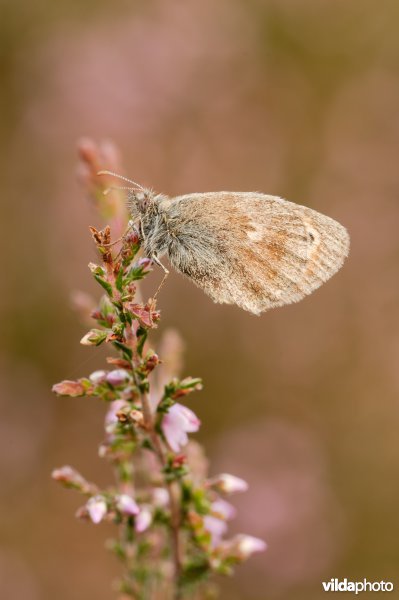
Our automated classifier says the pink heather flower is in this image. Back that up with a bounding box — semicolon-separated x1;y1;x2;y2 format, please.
162;403;200;452
106;369;130;386
87;495;107;524
116;494;139;516
153;487;169;507
204;515;228;545
52;465;86;487
89;370;107;384
230;534;267;559
204;499;236;547
52;465;95;494
210;473;248;494
135;506;152;532
98;444;108;458
211;498;236;520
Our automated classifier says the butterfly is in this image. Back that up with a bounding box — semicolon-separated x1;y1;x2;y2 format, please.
99;171;350;315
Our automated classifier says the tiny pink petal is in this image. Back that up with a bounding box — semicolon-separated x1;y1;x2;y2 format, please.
211;473;248;494
87;496;107;524
211;498;236;520
89;370;107;384
153;487;169;507
204;515;228;546
234;534;267;558
135;506;152;532
204;499;236;547
116;494;139;516
106;369;130;386
162;403;200;452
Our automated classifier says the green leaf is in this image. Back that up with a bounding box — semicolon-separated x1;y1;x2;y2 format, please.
192;489;211;515
163;377;202;401
94;274;113;297
88;262;104;276
115;268;124;292
99;295;116;317
141;438;154;451
136;327;147;357
156;396;174;414
112;323;124;337
180;556;210;588
112;340;133;359
180;377;203;391
126;264;147;282
106;539;126;560
163;462;188;482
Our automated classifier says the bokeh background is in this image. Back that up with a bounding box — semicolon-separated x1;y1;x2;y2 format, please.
2;0;399;598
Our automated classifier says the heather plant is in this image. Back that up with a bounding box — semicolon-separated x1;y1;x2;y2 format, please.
52;140;266;600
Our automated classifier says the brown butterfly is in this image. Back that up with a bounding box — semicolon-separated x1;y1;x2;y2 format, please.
99;171;350;315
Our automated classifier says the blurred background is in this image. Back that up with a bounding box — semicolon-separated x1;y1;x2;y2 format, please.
2;0;399;598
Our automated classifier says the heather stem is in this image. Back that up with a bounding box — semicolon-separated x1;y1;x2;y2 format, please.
140;390;183;599
124;312;183;597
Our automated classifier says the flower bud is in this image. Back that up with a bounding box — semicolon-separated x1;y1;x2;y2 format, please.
106;369;130;386
228;534;267;559
89;370;107;384
88;262;103;275
125;230;140;246
80;329;107;346
209;473;248;494
52;380;86;397
52;465;91;492
137;257;153;270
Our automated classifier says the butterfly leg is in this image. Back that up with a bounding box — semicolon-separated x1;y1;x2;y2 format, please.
152;255;169;299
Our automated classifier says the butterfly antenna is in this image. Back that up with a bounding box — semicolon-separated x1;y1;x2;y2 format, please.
97;170;146;192
103;185;141;196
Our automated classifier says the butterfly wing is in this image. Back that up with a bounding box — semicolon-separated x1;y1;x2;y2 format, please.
162;192;349;315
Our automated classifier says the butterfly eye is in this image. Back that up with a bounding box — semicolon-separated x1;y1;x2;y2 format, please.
142;195;150;210
138;192;155;212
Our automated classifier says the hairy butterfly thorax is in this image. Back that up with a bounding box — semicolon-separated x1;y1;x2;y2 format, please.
137;192;173;260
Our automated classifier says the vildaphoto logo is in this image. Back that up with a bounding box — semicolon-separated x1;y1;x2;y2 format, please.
322;579;394;594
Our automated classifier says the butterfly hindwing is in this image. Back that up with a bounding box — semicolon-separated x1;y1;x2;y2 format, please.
162;192;349;314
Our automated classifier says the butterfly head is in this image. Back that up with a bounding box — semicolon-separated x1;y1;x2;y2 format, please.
97;170;159;219
128;188;158;218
